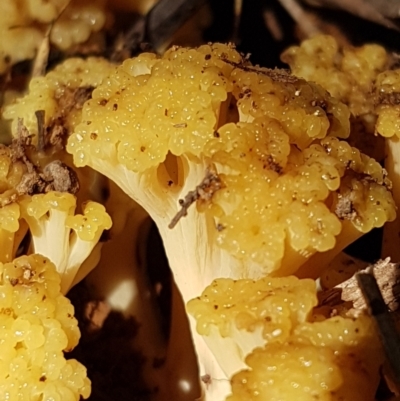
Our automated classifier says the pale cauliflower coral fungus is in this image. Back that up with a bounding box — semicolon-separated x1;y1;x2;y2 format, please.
0;254;90;400
67;43;395;399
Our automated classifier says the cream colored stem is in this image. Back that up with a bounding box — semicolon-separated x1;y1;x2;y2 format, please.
86;155;264;400
155;212;241;401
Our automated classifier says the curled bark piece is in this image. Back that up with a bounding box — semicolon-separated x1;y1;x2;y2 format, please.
319;258;400;311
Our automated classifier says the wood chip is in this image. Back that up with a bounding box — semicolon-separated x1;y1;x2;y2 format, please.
319;258;400;311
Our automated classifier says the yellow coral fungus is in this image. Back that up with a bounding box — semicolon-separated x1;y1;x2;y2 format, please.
0;254;90;400
226;313;381;401
20;191;112;294
65;43;395;400
4;57;116;143
281;34;388;116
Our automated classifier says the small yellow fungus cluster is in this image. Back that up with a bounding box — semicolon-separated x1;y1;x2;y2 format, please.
4;57;116;142
0;254;90;401
0;132;111;401
0;146;28;263
375;70;400;138
281;34;389;116
0;0;108;74
188;276;317;341
228;314;380;401
20;192;112;293
189;276;381;401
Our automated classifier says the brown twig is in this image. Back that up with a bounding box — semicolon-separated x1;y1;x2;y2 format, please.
169;166;222;229
35;110;46;152
222;56;299;84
